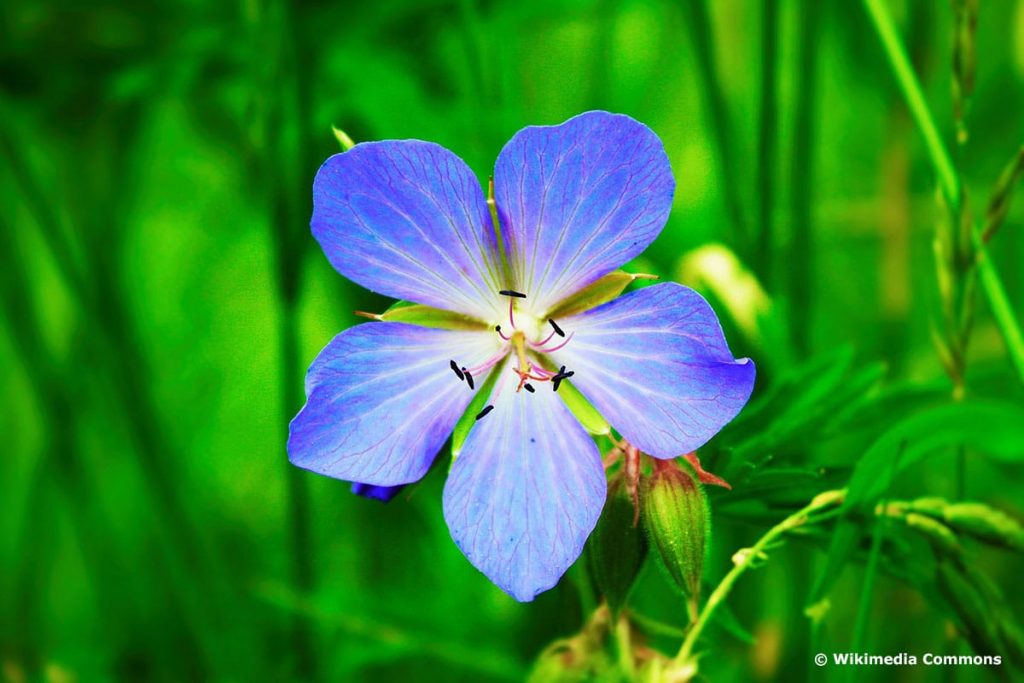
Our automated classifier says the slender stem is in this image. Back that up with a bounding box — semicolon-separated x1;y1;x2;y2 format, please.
788;0;822;356
863;0;1024;383
613;612;636;680
674;490;846;666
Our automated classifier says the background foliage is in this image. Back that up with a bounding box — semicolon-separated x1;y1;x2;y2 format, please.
3;0;1024;681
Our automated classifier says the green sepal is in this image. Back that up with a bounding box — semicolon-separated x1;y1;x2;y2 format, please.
557;380;610;436
332;125;356;151
357;300;489;331
587;476;647;616
450;361;503;460
547;271;658;319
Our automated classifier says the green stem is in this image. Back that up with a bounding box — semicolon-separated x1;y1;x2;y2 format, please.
260;0;317;676
847;502;887;683
673;490;846;667
613;613;636;681
863;0;1024;384
681;0;748;249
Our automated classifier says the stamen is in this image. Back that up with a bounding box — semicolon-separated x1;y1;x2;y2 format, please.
531;328;558;348
462;368;475;390
524;383;535;393
548;319;565;337
551;366;575;392
465;350;509;376
498;290;527;298
495;325;511;341
475;405;494;420
449;360;465;381
529;365;557;379
534;331;574;353
508;297;516;329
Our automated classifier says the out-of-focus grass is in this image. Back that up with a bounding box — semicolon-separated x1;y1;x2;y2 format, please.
2;0;1024;681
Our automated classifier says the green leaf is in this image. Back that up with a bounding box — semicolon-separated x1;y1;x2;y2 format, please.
846;399;1024;511
558;380;610;436
546;271;657;318
450;365;501;459
359;300;489;331
710;601;756;645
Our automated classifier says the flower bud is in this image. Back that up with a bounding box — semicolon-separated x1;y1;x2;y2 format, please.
641;460;710;608
350;482;405;502
587;475;647;615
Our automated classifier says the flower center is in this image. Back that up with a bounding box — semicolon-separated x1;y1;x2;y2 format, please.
447;289;578;418
494;289;575;393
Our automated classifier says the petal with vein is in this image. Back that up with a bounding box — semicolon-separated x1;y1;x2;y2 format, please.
289;322;502;485
443;366;606;601
313;141;503;321
493;111;674;313
550;283;755;458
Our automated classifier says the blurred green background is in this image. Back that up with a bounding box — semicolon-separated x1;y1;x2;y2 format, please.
3;0;1024;681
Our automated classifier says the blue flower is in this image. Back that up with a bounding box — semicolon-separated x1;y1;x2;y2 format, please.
288;111;755;601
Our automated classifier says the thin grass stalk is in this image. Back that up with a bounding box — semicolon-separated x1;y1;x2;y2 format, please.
863;0;1024;384
756;0;778;288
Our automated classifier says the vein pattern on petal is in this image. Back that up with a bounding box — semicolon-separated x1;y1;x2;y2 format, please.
492;111;674;313
289;322;502;485
443;366;606;601
550;283;755;457
313;141;503;321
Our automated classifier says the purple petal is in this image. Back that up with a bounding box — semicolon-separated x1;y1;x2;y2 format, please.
351;482;406;502
493;111;674;313
313;141;503;321
443;365;606;601
289;322;503;486
550;283;755;458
